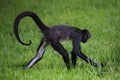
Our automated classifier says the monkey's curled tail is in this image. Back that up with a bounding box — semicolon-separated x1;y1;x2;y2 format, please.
14;11;49;46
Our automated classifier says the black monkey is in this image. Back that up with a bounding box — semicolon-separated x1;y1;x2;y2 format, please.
14;11;103;69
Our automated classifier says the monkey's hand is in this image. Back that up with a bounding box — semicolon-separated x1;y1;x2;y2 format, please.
96;62;106;68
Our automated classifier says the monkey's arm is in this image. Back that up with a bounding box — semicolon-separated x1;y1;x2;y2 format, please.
72;39;98;67
71;50;77;67
79;51;105;67
79;50;98;67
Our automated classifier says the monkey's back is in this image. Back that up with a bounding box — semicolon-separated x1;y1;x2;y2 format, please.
46;25;81;41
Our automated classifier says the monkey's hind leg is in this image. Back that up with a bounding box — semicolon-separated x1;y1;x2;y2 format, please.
50;41;70;69
24;38;47;69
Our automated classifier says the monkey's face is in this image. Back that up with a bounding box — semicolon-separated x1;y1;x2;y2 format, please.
82;35;89;43
82;30;91;43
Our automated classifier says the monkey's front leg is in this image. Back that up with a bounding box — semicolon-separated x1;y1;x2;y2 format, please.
72;39;99;67
71;51;77;68
24;38;47;69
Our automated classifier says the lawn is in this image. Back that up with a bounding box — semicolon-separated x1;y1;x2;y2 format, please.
0;0;120;80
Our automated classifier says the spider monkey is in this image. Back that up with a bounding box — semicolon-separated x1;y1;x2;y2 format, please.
14;11;103;69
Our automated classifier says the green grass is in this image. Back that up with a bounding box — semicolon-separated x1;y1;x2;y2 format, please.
0;0;120;80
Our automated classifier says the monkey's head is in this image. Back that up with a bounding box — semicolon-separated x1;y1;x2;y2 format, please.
82;29;91;43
